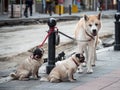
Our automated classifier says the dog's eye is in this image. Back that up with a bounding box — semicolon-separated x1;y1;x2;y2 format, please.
95;23;98;26
89;24;92;27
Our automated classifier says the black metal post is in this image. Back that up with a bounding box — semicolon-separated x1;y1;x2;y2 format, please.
117;0;120;12
49;5;52;16
41;3;44;13
20;0;22;17
46;18;56;74
11;2;14;18
114;13;120;50
114;0;120;50
69;5;71;15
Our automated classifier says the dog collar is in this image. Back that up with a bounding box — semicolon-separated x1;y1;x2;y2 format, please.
85;30;95;40
72;58;79;66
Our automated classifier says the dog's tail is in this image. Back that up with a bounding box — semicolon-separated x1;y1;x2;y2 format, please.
10;72;18;80
40;77;49;82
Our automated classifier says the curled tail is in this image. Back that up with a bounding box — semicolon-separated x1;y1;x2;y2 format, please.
10;72;18;80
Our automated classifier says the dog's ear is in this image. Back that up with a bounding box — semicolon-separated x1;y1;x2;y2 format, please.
75;53;80;59
84;15;89;21
97;13;101;20
39;48;44;54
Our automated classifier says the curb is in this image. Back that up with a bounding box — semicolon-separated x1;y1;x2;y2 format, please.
0;13;114;27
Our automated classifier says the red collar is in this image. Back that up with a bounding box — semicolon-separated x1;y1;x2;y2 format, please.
72;58;79;66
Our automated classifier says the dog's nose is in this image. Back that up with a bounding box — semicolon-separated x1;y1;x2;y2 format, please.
92;29;97;36
80;56;85;63
93;29;97;33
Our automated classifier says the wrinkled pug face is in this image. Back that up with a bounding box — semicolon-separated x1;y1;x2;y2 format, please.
75;53;85;63
33;48;44;59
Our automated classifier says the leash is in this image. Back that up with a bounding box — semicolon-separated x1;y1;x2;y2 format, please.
37;26;94;48
37;27;57;48
58;30;94;42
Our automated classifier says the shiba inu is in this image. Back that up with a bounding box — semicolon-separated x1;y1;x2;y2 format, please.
75;13;101;73
40;53;84;83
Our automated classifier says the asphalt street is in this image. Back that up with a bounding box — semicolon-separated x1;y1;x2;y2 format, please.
0;18;114;58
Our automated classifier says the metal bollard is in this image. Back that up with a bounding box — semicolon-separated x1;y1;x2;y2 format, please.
11;3;14;18
49;5;52;16
46;18;56;74
69;5;71;15
117;0;120;12
114;13;120;50
41;3;44;13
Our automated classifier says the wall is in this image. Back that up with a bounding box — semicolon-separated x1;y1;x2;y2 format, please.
64;0;72;7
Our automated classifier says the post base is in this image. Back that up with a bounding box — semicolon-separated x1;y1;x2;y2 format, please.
114;44;120;51
46;65;55;74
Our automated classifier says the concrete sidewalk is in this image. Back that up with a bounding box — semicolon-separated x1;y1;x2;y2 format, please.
73;47;120;90
0;10;116;20
0;46;120;90
0;10;116;27
73;69;120;90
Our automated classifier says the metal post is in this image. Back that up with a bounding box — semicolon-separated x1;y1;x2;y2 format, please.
46;18;56;74
20;0;22;17
59;5;61;16
69;4;71;15
117;0;120;12
41;0;44;13
11;2;14;18
114;0;120;51
49;5;52;16
114;13;120;50
1;0;3;14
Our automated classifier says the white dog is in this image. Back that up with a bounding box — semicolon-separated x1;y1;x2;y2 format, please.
75;13;101;73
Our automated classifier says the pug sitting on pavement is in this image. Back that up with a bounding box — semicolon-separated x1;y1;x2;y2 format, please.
40;53;85;83
10;48;44;80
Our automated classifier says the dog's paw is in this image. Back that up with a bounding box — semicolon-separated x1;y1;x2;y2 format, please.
69;79;75;82
73;78;76;80
82;62;86;67
87;69;93;74
77;68;83;74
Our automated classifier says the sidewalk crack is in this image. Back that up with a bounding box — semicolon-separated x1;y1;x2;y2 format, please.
99;78;120;90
